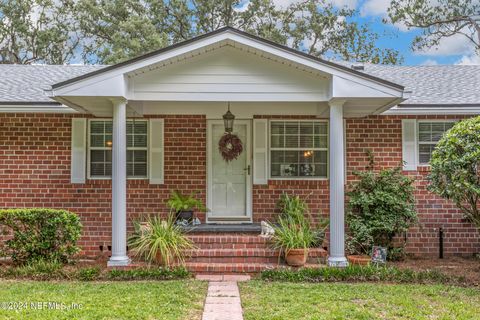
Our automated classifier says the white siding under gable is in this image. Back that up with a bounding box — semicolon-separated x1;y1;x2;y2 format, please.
131;47;330;102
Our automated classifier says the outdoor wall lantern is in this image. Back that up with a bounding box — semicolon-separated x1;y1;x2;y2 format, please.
223;102;235;133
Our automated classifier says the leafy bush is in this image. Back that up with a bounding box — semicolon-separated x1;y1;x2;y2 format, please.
106;266;190;280
261;265;463;285
429;116;480;230
0;209;82;265
271;194;328;254
1;259;66;280
346;167;417;259
128;215;194;266
76;267;101;281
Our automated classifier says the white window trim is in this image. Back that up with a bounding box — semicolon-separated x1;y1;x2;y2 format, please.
87;118;149;180
268;119;329;181
416;119;457;166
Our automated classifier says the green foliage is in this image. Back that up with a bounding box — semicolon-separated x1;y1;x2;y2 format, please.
128;214;194;266
271;194;328;254
0;0;79;64
1;259;66;280
0;209;82;265
1;0;403;65
429;117;480;230
0;263;190;281
260;265;464;285
388;0;480;55
346;167;417;259
106;266;190;280
76;267;101;281
166;190;207;213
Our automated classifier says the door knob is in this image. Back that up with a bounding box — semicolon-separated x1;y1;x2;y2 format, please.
244;165;251;175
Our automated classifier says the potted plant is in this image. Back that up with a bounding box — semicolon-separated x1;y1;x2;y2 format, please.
166;190;207;223
345;238;372;266
271;194;327;267
128;214;194;266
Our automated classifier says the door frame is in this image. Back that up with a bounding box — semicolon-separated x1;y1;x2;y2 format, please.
206;119;253;223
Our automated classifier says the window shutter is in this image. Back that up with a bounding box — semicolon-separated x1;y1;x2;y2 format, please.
149;119;164;184
402;119;417;171
253;119;268;184
71;118;86;183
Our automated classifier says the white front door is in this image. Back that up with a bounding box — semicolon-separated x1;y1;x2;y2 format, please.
207;120;252;222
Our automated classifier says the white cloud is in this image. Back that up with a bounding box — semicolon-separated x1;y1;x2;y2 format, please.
360;0;389;17
416;32;474;56
330;0;358;9
421;59;439;65
456;54;480;65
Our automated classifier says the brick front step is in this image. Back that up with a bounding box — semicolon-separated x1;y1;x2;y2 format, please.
187;234;270;249
185;248;328;264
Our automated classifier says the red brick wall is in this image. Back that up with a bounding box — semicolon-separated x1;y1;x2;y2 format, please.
0;113;206;258
0;113;478;258
345;115;478;257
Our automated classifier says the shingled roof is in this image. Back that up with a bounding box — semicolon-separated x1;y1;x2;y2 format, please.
0;62;479;109
360;64;480;107
0;64;105;104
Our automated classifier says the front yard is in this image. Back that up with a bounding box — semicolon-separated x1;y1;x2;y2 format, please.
0;280;206;320
240;281;480;320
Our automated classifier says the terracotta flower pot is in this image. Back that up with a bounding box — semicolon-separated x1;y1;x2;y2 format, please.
285;248;309;267
347;255;371;266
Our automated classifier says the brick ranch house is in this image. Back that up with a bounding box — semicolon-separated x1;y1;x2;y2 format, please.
1;28;479;270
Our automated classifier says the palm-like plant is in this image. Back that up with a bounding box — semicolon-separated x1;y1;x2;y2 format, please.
128;214;195;266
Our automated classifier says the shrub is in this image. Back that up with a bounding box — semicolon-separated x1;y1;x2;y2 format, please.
429;116;480;230
260;265;463;285
346;167;417;260
0;209;82;265
76;267;101;281
128;215;194;266
106;266;190;280
1;259;66;280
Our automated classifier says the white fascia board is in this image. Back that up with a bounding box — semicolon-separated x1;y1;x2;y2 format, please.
50;30;404;100
53;74;126;97
383;106;480;115
0;104;78;113
331;75;400;99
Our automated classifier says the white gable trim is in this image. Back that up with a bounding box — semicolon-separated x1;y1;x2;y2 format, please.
49;29;405;100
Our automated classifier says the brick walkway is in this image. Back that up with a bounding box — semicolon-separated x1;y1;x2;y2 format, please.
196;275;250;320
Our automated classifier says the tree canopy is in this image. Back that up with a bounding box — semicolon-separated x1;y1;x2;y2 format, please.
388;0;480;55
1;0;403;65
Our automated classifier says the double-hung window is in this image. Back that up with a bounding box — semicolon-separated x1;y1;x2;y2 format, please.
417;121;455;164
89;120;148;178
270;121;328;178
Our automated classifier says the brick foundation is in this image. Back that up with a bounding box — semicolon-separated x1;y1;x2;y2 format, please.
0;113;478;258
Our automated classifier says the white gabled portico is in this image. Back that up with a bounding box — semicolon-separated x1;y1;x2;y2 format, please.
48;27;406;267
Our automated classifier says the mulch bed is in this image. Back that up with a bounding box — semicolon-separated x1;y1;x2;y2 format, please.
391;257;480;286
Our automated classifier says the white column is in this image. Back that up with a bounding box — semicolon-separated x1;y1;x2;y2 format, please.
108;98;130;267
328;100;348;267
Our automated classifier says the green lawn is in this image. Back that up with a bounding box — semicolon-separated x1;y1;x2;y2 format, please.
240;281;480;320
0;280;207;320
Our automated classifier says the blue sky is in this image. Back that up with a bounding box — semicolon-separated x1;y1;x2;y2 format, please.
248;0;479;65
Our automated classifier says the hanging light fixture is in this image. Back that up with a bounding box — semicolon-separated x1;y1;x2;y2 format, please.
222;102;235;133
